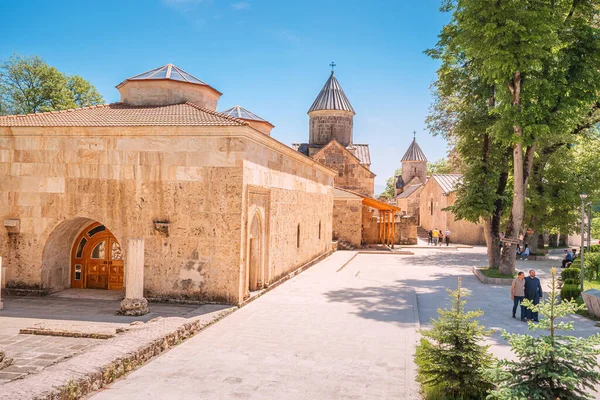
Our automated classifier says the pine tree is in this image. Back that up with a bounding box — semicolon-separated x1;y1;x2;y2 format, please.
415;278;493;399
487;268;600;400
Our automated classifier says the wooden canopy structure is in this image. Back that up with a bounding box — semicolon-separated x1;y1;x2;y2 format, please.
334;187;401;246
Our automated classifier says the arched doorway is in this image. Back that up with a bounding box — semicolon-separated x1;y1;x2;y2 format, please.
247;212;263;293
70;222;124;290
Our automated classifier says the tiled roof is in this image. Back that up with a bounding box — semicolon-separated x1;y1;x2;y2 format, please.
0;102;248;127
308;72;355;113
396;183;423;199
401;138;428;162
292;142;371;165
221;105;269;123
431;174;462;194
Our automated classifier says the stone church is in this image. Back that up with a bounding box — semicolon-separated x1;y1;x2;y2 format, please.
394;137;485;245
0;63;335;308
294;71;415;248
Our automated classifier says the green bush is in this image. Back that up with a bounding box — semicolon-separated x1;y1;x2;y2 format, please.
563;278;579;286
585;253;600;281
415;278;493;399
561;268;581;281
561;284;582;301
590;244;600;253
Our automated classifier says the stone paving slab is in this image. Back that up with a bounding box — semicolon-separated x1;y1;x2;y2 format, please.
90;251;420;400
0;304;234;400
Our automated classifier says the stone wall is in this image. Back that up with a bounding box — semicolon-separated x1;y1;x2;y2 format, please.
396;186;423;224
308;110;354;147
332;199;362;247
312;141;375;197
362;206;379;244
0;126;335;304
401;160;427;187
394;217;418;245
117;80;220;110
419;180;485;245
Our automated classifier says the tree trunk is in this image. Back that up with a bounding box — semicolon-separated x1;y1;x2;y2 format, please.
483;217;501;268
549;233;558;247
537;233;545;251
559;234;568;247
528;231;539;254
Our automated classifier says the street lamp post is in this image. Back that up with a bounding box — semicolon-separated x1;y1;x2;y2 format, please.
588;202;592;252
581;193;589;293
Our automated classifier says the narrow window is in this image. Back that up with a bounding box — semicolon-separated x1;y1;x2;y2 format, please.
75;237;87;258
318;221;322;240
297;224;301;248
430;200;434;216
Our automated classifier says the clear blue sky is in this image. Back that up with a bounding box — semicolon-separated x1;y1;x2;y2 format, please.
0;0;450;193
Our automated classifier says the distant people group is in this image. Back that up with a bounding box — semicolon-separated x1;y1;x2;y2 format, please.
427;228;450;246
562;248;577;268
511;269;543;322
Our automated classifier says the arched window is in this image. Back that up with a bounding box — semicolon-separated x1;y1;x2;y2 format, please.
318;221;322;240
297;224;301;248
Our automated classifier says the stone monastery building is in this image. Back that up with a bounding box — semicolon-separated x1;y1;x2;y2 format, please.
0;63;336;308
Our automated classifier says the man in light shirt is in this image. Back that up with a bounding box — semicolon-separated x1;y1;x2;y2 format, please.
511;271;526;321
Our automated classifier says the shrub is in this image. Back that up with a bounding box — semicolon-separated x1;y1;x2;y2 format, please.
415;278;493;399
561;268;581;281
563;278;579;286
584;253;600;281
590;244;600;253
487;268;600;400
561;284;582;301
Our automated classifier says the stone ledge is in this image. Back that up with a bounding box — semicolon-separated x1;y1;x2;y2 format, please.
472;266;513;285
2;287;50;297
0;305;235;400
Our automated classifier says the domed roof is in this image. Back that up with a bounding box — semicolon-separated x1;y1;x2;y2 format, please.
116;63;221;95
221;105;268;122
308;72;354;113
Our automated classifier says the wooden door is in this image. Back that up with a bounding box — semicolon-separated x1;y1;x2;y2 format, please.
71;222;123;290
108;238;124;290
86;236;109;290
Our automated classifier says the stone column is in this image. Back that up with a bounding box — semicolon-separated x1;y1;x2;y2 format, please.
119;239;149;316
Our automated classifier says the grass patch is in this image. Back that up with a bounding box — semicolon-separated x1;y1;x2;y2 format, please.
478;267;516;279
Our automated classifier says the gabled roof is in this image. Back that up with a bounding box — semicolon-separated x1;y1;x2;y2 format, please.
0;102;247;127
431;174;462;194
396;183;423;199
292;143;371;165
401;138;428;162
308;72;355;113
116;63;222;94
221;105;269;123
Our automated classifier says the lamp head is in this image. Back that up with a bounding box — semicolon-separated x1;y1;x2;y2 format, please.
580;193;589;200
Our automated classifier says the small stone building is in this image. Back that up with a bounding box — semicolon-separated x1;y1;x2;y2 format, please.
0;63;335;305
394;138;485;245
294;70;412;247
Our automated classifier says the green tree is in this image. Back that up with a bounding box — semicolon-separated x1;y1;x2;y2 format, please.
415;278;493;399
487;268;600;399
380;167;401;199
0;54;103;115
430;0;600;274
427;158;453;175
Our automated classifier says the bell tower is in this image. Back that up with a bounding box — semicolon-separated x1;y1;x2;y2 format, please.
401;134;428;185
308;65;355;147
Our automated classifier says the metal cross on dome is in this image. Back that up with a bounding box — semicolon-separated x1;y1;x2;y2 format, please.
413;130;417;138
330;62;336;72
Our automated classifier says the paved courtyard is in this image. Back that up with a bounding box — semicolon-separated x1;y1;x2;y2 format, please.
90;247;600;400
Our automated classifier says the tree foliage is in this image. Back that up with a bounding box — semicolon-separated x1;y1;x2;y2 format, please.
415;278;493;399
487;268;600;399
429;0;600;274
427;158;454;175
0;54;103;115
381;167;401;199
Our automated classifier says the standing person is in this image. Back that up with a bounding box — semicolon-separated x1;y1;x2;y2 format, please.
432;228;439;245
445;229;451;246
511;271;527;321
524;269;543;322
438;229;444;246
428;230;433;245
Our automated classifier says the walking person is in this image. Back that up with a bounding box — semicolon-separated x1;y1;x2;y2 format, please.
524;269;543;322
445;229;450;246
432;228;439;246
511;272;527;321
438;229;444;246
428;230;433;246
